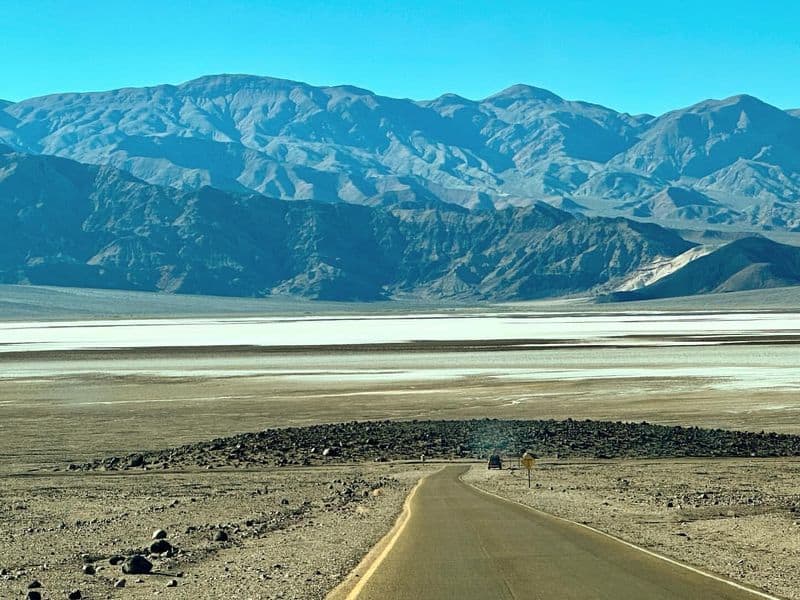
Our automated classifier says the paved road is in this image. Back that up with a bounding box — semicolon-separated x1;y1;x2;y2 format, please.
354;465;772;600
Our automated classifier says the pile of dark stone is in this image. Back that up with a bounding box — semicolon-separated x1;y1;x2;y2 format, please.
75;418;800;472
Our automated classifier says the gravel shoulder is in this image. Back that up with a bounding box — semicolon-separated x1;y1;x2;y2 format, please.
0;464;432;600
465;458;800;600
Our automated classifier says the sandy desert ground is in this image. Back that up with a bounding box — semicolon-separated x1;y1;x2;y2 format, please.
0;463;432;599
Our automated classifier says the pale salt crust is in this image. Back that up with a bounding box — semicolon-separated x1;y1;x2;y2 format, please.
0;311;798;352
1;312;798;394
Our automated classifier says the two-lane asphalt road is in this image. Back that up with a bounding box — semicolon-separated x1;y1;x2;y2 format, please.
351;465;775;600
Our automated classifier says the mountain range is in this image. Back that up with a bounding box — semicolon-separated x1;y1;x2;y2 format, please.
0;144;703;300
2;75;800;232
1;75;800;302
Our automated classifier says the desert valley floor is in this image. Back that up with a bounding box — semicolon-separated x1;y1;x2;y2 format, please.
2;299;800;598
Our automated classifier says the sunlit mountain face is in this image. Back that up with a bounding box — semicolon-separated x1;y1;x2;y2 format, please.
1;75;799;232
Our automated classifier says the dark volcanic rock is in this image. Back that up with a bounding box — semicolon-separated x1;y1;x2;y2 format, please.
80;419;800;473
213;530;229;542
148;539;172;555
122;555;152;575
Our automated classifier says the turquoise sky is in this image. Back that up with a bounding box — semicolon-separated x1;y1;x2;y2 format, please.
2;0;799;114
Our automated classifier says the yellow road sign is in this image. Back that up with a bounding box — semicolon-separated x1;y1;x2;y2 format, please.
521;452;535;470
521;452;535;488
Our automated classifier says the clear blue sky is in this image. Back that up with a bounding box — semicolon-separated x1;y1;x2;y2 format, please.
2;0;799;115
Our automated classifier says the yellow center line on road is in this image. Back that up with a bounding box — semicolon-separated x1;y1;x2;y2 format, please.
326;467;440;600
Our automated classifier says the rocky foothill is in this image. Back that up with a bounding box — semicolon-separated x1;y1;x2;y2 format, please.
75;418;800;472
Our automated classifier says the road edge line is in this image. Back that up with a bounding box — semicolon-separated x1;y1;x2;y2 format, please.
326;467;436;600
459;470;784;600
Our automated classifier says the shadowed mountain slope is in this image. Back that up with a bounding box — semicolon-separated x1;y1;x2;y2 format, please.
0;148;694;301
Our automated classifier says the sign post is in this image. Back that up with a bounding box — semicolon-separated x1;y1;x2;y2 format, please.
521;451;535;488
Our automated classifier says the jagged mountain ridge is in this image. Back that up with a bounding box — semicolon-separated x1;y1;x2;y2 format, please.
0;76;645;204
2;75;799;231
0;147;695;301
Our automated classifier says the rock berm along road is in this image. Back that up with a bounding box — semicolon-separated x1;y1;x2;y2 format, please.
348;466;776;600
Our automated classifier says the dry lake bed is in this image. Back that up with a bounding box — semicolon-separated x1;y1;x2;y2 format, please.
2;309;800;467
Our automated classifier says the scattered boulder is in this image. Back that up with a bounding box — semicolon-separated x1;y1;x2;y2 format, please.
122;555;152;575
109;555;125;566
213;530;229;542
82;564;95;575
149;539;173;554
166;579;178;587
27;580;42;589
26;592;41;600
152;529;168;540
127;454;145;468
114;578;126;588
68;590;82;600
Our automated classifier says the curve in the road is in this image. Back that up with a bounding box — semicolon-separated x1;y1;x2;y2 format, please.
348;465;779;600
